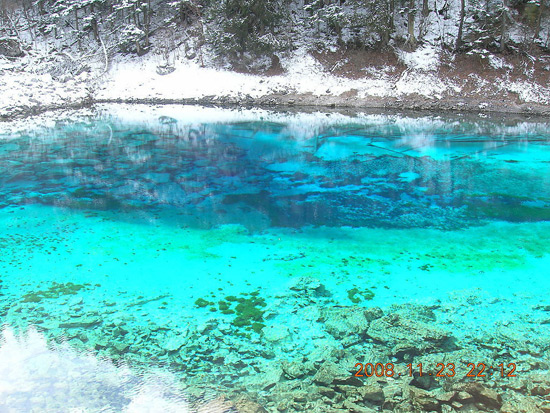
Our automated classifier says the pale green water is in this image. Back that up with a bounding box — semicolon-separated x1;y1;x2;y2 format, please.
1;106;550;411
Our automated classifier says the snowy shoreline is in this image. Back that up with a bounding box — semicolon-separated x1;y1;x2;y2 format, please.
2;92;550;124
3;45;550;122
93;93;550;115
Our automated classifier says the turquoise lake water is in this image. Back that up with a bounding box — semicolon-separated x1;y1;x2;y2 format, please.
1;106;550;412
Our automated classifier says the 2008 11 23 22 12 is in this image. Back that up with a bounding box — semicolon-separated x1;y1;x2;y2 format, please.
354;362;517;378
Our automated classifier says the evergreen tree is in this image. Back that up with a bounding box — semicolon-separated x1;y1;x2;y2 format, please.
205;0;286;67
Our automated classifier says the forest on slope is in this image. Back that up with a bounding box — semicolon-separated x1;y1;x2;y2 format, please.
1;0;550;119
1;0;549;72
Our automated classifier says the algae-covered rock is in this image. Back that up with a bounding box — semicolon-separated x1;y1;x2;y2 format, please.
22;282;89;303
231;296;266;331
251;322;265;333
194;298;211;308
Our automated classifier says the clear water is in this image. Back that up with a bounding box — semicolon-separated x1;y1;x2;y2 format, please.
1;106;550;411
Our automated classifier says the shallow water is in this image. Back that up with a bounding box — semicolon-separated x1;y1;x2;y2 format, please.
1;106;550;412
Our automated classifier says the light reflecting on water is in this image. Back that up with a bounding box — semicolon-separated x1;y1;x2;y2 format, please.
0;327;192;413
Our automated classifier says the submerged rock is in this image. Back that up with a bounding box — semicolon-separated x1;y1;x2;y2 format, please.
289;276;329;296
409;386;440;411
358;383;385;403
163;333;187;352
501;397;547;413
342;400;378;412
322;306;382;339
452;382;503;409
367;313;456;358
233;396;268;413
113;342;129;354
281;360;307;379
58;316;101;329
194;396;235;412
262;324;289;342
528;373;550;396
312;361;350;386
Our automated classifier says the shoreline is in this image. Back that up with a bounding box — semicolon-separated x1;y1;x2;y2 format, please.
2;93;550;123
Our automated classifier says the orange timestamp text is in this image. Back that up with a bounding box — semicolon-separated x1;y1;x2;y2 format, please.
354;362;517;378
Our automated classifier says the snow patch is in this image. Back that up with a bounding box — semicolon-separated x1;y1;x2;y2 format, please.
507;81;550;104
488;55;513;70
398;46;440;71
395;71;454;98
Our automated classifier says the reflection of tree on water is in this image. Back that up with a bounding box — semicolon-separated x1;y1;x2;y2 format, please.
3;116;550;230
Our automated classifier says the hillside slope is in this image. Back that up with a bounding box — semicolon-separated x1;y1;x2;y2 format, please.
1;0;549;117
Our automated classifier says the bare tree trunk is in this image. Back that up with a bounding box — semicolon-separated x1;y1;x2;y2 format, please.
5;10;20;39
407;0;417;47
37;0;45;15
389;0;395;31
456;0;465;51
382;0;395;46
22;1;35;42
74;7;81;50
418;0;430;41
90;3;100;43
535;0;546;40
99;32;109;72
500;0;508;52
145;0;151;48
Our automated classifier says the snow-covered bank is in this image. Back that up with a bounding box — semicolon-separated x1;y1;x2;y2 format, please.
2;46;550;120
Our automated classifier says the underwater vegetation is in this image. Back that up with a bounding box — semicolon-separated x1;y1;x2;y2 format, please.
347;287;375;303
195;291;266;333
194;298;212;308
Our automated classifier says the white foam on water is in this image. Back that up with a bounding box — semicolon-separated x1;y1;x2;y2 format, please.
0;326;191;413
